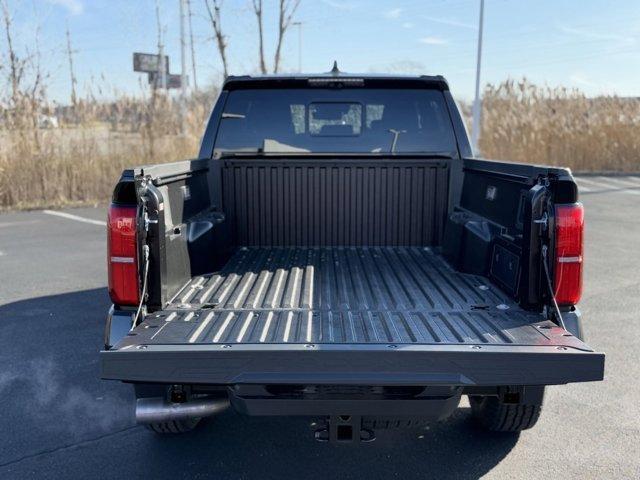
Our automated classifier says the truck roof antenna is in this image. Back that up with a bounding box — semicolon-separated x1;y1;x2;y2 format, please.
330;61;340;76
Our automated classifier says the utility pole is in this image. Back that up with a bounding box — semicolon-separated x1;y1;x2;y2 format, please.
471;0;484;154
187;0;198;92
292;21;303;72
179;0;187;134
155;0;167;90
65;23;78;108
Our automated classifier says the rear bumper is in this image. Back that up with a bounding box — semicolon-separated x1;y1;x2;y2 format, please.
101;342;604;387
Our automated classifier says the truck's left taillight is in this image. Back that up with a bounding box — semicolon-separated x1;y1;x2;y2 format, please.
554;203;584;306
107;203;139;306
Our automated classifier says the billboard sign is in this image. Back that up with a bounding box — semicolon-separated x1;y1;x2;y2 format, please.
148;72;184;89
133;52;169;74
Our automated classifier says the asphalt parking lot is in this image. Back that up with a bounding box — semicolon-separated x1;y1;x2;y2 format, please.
0;176;638;479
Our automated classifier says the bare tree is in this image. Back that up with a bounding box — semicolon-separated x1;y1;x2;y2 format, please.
204;0;229;78
1;0;21;104
187;0;198;91
251;0;267;74
25;23;45;152
65;23;78;108
273;0;300;73
1;0;46;140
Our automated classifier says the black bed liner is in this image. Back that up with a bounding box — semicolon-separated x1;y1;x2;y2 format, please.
102;247;604;386
140;247;539;345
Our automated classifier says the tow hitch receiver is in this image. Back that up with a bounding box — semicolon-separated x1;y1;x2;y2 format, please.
314;416;375;444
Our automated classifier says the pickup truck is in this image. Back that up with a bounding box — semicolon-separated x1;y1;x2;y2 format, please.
101;71;604;442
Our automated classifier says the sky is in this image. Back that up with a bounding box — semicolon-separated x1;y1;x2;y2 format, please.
3;0;640;104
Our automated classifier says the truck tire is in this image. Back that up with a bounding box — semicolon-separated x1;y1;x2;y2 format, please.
144;417;201;434
469;395;542;432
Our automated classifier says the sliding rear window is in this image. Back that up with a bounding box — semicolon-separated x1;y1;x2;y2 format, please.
214;88;457;155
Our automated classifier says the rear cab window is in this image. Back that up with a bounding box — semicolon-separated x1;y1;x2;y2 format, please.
214;88;457;156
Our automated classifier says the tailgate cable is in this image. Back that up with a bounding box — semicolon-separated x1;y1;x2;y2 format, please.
131;244;150;331
541;244;566;330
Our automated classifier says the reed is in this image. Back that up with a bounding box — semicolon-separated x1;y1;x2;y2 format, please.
0;90;215;209
474;79;640;172
1;79;638;210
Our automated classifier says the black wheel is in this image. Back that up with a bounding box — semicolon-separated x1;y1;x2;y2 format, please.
469;394;543;432
144;417;201;434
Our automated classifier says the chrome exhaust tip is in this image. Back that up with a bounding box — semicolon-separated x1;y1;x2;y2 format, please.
135;396;230;424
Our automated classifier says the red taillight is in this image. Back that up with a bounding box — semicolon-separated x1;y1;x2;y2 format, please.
554;203;584;306
108;204;139;305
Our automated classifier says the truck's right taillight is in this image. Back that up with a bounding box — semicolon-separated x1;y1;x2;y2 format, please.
554;203;584;306
107;204;139;306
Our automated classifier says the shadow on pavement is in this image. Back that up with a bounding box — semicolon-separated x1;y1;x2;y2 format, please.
0;288;518;479
137;409;519;480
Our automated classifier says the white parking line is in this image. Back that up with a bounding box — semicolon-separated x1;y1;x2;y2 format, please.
574;182;592;193
574;176;640;195
596;176;640;189
42;209;106;227
591;177;640;195
615;176;640;185
575;177;606;187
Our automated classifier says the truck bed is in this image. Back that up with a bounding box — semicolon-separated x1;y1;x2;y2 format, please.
103;247;603;386
140;246;541;345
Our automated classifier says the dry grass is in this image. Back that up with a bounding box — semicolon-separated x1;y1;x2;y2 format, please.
474;79;640;172
1;78;639;210
0;91;215;210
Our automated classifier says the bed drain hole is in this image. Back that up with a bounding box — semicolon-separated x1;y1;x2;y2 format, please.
471;304;489;310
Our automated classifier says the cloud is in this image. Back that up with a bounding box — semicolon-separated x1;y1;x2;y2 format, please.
402;22;414;29
384;8;403;19
321;0;358;10
570;73;597;88
419;36;448;45
378;60;428;74
46;0;84;15
422;15;477;30
558;24;634;44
